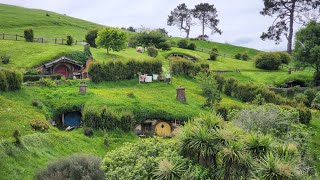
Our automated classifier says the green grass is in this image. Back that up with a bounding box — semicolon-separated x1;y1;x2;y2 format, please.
0;130;138;180
0;3;103;39
309;112;320;173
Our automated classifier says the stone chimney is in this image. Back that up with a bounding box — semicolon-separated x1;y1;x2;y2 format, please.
79;83;87;94
176;86;186;103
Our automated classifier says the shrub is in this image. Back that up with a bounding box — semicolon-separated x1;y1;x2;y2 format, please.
24;29;34;42
294;93;309;106
304;88;317;107
13;130;21;145
311;92;320;110
89;60;162;83
213;74;225;91
158;41;171;51
234;53;242;60
38;78;56;87
177;39;189;49
187;42;196;50
82;106;135;131
36;154;105;180
296;105;312;124
1;54;10;64
242;52;250;60
147;47;158;57
4;70;22;91
275;52;291;64
196;72;221;107
0;71;8;92
128;36;139;48
224;78;238;96
64;51;86;64
30;119;50;132
66;35;73;46
23;74;62;82
84;127;94;137
170;57;202;77
85;29;98;48
255;52;282;70
209;47;219;60
233;83;258;102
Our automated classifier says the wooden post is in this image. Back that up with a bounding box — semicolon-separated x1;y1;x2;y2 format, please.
55;38;57;44
2;33;4;40
62;39;64;45
42;38;44;43
75;40;77;45
16;34;18;41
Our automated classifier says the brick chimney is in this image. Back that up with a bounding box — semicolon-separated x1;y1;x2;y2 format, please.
176;86;186;103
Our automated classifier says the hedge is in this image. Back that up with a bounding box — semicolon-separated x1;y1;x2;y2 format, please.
82;106;134;131
89;59;162;83
23;74;62;82
170;57;208;77
0;69;22;92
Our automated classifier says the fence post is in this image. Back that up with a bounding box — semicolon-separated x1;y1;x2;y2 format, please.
55;38;57;44
42;38;44;43
16;34;18;41
2;33;4;40
75;40;77;45
62;39;64;45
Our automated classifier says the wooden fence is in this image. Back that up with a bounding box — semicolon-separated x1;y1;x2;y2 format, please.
0;33;86;45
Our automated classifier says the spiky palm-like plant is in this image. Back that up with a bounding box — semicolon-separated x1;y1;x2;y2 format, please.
246;133;273;157
153;159;187;180
255;152;303;180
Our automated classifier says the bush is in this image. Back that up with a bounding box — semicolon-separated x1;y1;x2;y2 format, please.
170;57;202;77
36;154;105;180
89;60;162;83
1;54;10;64
255;52;282;70
64;51;87;64
209;47;219;60
224;78;238;96
213;74;225;91
0;71;8;92
294;93;309;106
128;36;139;48
297;105;312;124
4;70;22;91
196;72;221;107
187;42;197;50
158;41;171;51
234;53;242;60
84;127;94;137
30;119;50;132
66;35;73;46
275;52;291;64
23;74;62;82
242;52;250;60
304;88;317;107
233;83;258;102
82;106;135;131
24;29;34;42
147;47;158;57
177;39;189;49
85;29;98;48
38;78;56;87
311;92;320;110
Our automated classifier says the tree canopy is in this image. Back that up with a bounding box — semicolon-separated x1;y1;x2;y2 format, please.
192;3;222;39
294;21;320;84
260;0;320;54
167;3;193;38
96;27;127;54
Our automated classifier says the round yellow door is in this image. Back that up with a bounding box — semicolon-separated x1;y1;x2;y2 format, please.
155;122;171;137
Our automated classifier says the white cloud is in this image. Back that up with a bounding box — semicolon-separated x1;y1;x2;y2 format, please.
0;0;303;51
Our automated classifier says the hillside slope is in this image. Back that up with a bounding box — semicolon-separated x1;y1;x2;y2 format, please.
0;3;103;39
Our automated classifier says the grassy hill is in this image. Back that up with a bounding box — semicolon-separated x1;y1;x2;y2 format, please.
0;3;319;179
0;3;103;39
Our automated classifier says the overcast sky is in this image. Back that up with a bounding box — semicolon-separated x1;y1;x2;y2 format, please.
0;0;305;51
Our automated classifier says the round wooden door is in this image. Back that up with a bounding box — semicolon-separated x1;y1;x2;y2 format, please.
155;122;171;137
55;65;69;78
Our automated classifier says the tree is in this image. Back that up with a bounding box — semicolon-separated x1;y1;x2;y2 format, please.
192;3;222;40
66;35;73;46
167;3;193;38
24;29;34;42
96;27;127;54
85;29;98;48
137;30;166;48
294;21;320;84
260;0;320;54
196;72;221;107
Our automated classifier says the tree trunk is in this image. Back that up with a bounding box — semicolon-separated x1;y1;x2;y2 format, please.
287;3;296;54
202;17;205;40
186;28;190;38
